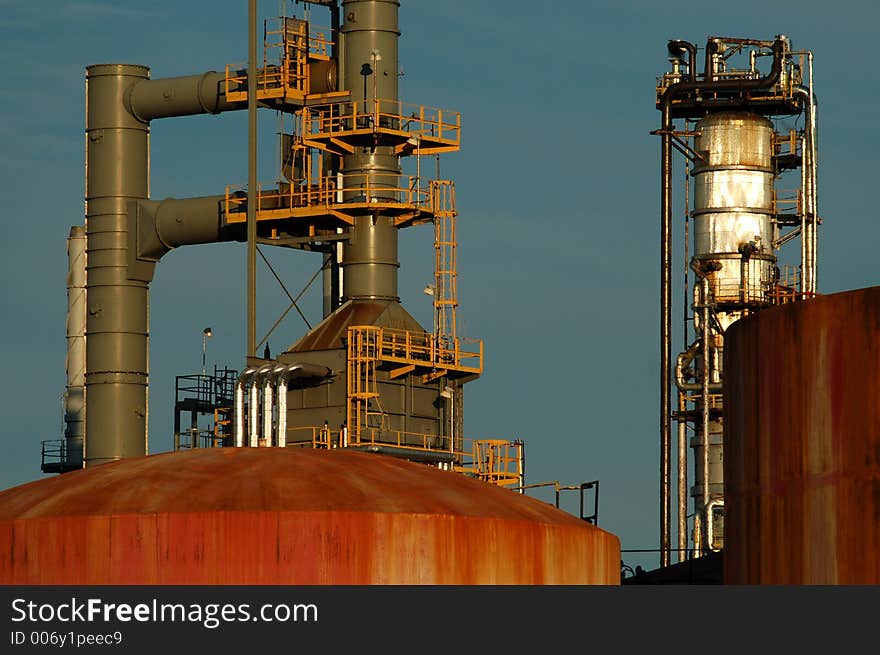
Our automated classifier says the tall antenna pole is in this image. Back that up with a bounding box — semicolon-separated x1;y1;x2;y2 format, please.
247;0;258;358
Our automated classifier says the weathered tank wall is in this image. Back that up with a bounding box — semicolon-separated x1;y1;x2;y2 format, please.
0;449;620;584
724;287;880;584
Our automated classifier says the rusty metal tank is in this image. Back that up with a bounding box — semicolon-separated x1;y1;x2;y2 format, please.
724;287;880;584
0;448;620;584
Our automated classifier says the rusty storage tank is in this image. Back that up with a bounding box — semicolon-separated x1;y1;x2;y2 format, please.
724;287;880;584
0;449;620;584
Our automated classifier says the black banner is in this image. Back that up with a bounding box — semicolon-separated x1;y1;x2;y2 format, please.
0;586;871;652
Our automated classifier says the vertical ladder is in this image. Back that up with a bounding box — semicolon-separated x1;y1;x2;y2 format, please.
346;326;381;445
432;180;458;357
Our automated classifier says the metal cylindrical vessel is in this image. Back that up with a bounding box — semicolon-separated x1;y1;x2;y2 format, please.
340;0;401;302
84;64;151;466
724;287;880;583
693;112;776;305
0;449;621;584
64;226;87;468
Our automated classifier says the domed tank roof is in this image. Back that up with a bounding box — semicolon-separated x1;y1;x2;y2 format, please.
0;449;619;584
0;448;585;525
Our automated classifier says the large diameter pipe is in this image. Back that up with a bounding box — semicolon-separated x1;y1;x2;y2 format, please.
126;72;235;122
84;64;151;467
341;212;399;301
134;196;244;261
64;225;87;469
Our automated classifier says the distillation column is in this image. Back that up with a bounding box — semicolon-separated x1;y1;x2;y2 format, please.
688;111;777;550
339;0;400;302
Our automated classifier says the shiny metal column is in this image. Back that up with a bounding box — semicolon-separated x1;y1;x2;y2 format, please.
84;64;150;466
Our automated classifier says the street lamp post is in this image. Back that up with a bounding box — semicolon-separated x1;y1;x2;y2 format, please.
202;327;213;376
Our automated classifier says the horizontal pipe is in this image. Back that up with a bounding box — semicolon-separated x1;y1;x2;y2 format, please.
135;196;244;261
126;72;237;122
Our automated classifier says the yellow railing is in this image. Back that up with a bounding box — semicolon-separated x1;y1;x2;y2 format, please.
350;325;482;374
282;425;521;487
462;439;523;487
223;174;462;223
224;174;434;218
224;19;335;101
303;98;461;147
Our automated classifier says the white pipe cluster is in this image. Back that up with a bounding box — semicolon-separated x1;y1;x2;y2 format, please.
233;364;330;448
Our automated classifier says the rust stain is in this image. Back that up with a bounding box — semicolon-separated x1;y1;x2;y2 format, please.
724;286;880;584
0;449;619;585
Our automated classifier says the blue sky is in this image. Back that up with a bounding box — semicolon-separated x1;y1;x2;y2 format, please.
2;0;879;571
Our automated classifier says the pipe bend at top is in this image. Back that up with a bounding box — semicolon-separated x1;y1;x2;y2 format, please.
667;40;697;83
660;37;786;128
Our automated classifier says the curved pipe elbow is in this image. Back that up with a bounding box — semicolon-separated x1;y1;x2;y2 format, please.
667;40;697;83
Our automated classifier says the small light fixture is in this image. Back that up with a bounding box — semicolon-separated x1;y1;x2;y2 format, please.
423;284;435;296
201;327;213;376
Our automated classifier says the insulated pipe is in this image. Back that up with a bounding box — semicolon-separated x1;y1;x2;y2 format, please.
263;375;274;446
658;36;786;566
84;64;151;467
235;367;258;447
269;362;332;447
248;378;260;448
135;196;244;261
340;1;402;302
792;84;818;295
126;71;236;122
676;393;687;561
64;225;87;469
700;277;711;552
276;368;288;448
234;377;246;447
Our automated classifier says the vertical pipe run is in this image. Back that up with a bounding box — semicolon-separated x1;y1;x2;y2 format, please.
84;64;150;467
249;380;259;447
700;276;711;551
65;226;87;469
677;393;687;560
277;375;288;447
262;376;273;445
234;378;245;447
247;0;257;357
660;115;673;568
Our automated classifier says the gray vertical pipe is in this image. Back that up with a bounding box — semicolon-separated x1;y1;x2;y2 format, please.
64;225;87;468
84;64;150;466
247;0;258;357
340;0;401;302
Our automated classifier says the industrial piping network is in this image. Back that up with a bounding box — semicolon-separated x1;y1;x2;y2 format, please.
62;0;394;468
656;35;819;566
58;0;523;490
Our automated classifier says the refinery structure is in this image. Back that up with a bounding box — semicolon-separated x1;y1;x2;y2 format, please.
655;36;817;566
1;2;878;585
